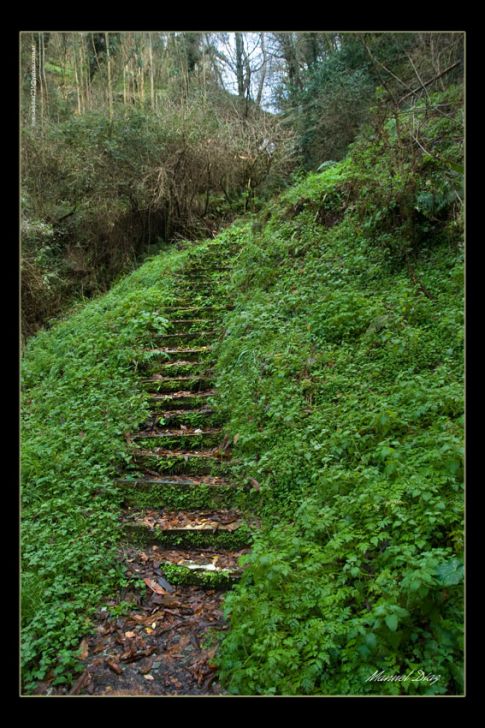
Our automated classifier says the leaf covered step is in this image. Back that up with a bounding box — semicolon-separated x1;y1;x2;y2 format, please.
143;407;224;429
123;508;254;548
121;544;245;589
148;390;215;410
130;428;223;449
116;473;233;487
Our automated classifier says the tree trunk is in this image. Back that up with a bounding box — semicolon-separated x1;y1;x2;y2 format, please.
105;32;113;119
30;38;36;127
148;32;155;111
255;33;267;107
235;32;245;98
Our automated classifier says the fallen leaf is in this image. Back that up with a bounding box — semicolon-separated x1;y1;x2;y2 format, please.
157;575;174;592
143;577;167;595
233;433;240;444
79;638;89;660
250;478;261;491
105;658;123;675
124;631;136;639
69;669;92;695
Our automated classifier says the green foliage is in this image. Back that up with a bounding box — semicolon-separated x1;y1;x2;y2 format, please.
288;45;375;167
212;97;463;694
21;83;463;696
21;247;188;690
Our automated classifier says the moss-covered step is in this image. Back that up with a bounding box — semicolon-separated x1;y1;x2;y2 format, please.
130;449;230;476
159;305;233;318
144;345;213;361
167;318;215;328
116;476;242;509
144;407;224;429
143;360;211;377
148;390;216;410
158;307;213;318
172;280;215;291
176;266;231;274
130;428;222;449
159;561;240;589
141;374;214;394
122;508;254;549
153;331;218;345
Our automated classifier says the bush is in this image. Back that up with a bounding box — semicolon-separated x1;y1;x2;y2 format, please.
21;103;295;338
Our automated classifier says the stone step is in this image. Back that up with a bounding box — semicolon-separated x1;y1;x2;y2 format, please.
158;548;245;589
146;346;212;355
116;473;241;509
174;267;231;275
130;428;222;449
122;544;244;590
143;359;213;378
123;508;253;549
160;305;233;317
130;447;229;476
166;320;217;334
117;474;233;487
144;407;223;429
156;330;217;340
168;318;214;326
143;346;213;364
148;390;215;410
142;375;213;394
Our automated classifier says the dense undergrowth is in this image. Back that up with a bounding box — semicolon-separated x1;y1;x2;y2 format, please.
212;88;464;695
20;246;192;689
21;86;463;695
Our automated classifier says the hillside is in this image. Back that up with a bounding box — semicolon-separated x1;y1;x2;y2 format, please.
21;85;463;696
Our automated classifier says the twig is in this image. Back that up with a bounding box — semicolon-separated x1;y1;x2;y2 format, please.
406;261;434;301
399;61;462;104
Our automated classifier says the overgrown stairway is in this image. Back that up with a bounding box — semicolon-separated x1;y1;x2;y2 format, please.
74;242;257;696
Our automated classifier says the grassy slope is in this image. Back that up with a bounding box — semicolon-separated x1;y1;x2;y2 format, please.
21;88;464;695
21;245;196;688
213;93;464;695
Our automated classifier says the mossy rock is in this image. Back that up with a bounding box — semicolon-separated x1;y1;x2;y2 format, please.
160;562;238;589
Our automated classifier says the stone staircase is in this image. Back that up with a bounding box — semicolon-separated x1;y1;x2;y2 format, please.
117;252;254;591
71;243;257;694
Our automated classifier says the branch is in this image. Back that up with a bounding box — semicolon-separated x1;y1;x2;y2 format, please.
406;260;434;301
399;60;462;104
